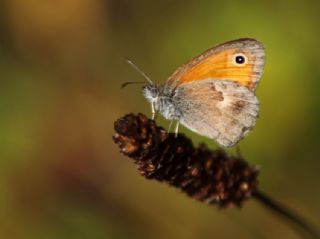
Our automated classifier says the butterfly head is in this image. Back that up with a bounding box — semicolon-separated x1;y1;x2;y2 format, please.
142;84;160;104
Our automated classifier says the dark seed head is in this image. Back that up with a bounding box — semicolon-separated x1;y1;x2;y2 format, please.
113;113;259;208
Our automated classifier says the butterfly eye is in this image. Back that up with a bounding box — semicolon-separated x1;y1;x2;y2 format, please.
150;88;158;98
233;53;247;66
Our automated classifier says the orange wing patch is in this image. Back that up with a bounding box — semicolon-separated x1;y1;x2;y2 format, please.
167;38;265;91
179;49;255;89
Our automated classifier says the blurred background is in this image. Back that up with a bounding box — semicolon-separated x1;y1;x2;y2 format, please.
0;0;319;238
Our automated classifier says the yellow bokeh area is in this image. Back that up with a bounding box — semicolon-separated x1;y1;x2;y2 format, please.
0;0;319;238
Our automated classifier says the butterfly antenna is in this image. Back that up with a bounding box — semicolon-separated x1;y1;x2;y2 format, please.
123;57;154;85
121;81;146;89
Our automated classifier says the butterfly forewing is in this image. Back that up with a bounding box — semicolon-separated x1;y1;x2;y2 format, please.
167;38;265;91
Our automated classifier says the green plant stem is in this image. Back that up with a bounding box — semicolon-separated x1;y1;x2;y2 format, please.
253;190;320;239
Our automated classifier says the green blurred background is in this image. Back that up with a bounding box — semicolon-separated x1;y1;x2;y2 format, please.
0;0;319;238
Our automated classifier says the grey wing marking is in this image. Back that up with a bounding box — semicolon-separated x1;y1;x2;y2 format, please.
173;79;259;147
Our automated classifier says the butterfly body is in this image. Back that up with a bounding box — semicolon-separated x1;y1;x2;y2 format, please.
143;85;180;120
141;38;265;147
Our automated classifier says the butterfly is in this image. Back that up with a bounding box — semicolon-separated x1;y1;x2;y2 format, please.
123;38;265;147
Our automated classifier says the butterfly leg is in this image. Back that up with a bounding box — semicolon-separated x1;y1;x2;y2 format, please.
174;121;180;137
236;146;242;158
168;120;174;133
151;102;158;120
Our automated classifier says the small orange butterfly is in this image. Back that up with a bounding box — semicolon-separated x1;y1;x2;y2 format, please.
124;38;265;147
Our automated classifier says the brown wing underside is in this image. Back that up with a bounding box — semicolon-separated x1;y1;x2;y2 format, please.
174;79;259;147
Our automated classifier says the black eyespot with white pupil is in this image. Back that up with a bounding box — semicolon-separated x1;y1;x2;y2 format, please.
236;55;245;64
233;53;247;65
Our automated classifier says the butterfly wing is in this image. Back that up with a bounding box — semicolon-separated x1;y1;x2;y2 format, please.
166;38;265;91
174;79;259;147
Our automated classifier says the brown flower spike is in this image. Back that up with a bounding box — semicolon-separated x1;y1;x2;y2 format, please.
113;113;320;239
113;113;258;208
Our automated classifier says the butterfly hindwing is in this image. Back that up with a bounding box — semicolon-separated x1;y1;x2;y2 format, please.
173;79;259;147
